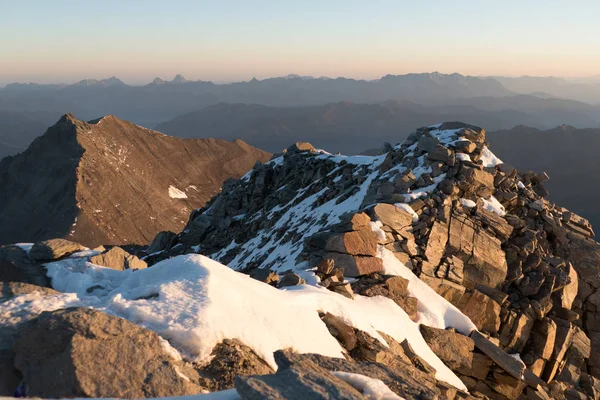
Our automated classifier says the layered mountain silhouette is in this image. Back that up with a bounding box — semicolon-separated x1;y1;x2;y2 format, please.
2;72;600;156
0;114;271;246
155;100;600;155
494;76;600;104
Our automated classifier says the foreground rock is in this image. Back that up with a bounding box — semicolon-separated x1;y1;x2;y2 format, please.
9;308;203;398
0;282;58;303
89;246;147;270
199;339;274;391
0;245;50;287
234;349;465;399
29;239;87;261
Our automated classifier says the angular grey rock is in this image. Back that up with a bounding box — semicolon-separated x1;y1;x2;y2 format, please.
29;239;86;261
199;339;273;391
0;282;58;303
235;353;364;400
0;245;50;287
146;231;177;254
279;272;306;287
12;308;202;398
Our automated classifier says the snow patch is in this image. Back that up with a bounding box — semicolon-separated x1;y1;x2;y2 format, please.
169;185;188;199
393;203;419;222
460;198;476;208
455;153;471;162
14;243;33;254
331;371;404;399
10;254;468;390
369;221;387;242
482;195;506;217
479;147;503;168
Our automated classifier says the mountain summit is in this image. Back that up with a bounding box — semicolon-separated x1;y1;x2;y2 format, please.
147;121;599;399
0;114;271;246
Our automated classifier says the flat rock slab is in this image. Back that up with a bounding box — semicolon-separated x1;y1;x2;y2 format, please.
471;330;525;380
29;239;86;261
0;282;58;303
235;354;365;400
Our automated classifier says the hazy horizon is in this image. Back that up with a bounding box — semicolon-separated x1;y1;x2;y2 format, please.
4;71;600;88
2;0;599;85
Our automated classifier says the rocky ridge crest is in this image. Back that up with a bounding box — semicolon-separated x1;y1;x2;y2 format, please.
150;122;600;399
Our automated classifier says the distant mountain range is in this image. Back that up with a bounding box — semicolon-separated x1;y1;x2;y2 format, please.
0;110;62;158
2;72;600;158
492;76;600;104
155;100;600;154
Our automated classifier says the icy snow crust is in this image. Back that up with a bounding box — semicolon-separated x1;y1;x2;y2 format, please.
331;371;404;399
35;253;468;389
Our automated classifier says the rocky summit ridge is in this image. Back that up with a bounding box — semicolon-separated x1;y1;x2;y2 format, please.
0;113;271;247
1;121;600;399
148;121;600;399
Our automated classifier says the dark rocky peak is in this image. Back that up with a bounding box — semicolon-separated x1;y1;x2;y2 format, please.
150;77;167;85
72;77;125;87
0;114;271;247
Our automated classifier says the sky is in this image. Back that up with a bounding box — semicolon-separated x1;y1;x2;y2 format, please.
1;0;599;85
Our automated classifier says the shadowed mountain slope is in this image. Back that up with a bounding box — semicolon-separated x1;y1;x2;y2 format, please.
0;114;271;246
156;101;541;154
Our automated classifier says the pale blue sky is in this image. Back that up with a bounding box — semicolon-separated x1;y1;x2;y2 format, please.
1;0;599;84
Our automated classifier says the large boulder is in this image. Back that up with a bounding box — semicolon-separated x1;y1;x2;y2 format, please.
29;239;86;261
243;349;447;399
11;308;202;398
89;246;147;270
286;142;316;153
322;252;383;277
146;231;177;254
367;203;413;237
0;245;50;287
235;351;365;399
324;230;379;257
419;326;482;377
447;212;507;289
199;339;273;391
0;282;58;303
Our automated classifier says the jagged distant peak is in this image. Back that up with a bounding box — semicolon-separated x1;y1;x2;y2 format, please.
379;72;473;81
172;74;188;84
73;76;125;87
